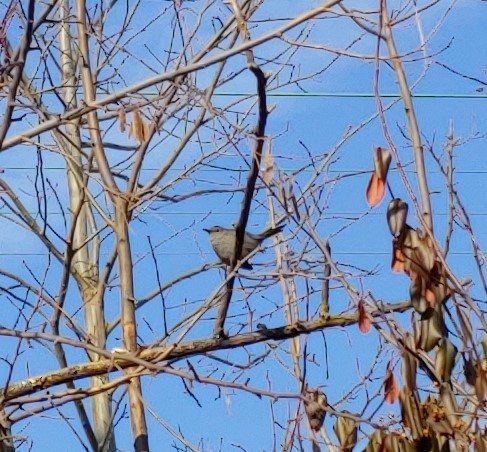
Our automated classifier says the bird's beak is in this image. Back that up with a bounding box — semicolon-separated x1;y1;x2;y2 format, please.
203;228;210;233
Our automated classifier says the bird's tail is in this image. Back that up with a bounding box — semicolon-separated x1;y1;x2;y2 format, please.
263;225;284;238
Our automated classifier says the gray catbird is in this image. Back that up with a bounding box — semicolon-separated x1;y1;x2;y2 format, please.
204;225;283;270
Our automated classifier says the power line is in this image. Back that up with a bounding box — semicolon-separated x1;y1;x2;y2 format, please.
213;91;487;99
132;90;487;99
0;251;475;257
3;167;487;174
2;211;487;216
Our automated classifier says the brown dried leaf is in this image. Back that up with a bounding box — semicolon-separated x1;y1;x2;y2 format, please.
366;173;386;207
384;362;400;404
118;107;127;132
425;286;436;304
392;240;406;273
128;108;139;139
373;146;392;180
405;269;418;280
358;299;371;334
129;108;148;143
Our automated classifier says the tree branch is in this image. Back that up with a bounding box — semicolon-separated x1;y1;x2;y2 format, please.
1;300;411;405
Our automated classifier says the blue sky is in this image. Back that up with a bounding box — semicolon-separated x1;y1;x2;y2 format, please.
1;0;486;450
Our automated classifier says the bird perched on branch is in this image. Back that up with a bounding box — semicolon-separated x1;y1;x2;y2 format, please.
204;225;283;270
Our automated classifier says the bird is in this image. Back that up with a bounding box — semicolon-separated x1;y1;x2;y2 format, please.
204;225;283;270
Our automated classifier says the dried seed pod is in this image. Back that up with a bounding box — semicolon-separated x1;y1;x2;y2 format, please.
475;428;487;451
410;275;428;314
462;355;477;386
402;228;420;277
417;306;445;352
474;362;487;405
365;430;384;452
387;198;408;237
383;433;415;452
428;262;450;306
414;233;435;273
304;388;327;431
428;430;451;451
435;338;458;383
399;227;436;278
402;333;417;390
333;412;357;451
439;382;459;428
424;395;453;437
399;387;423;440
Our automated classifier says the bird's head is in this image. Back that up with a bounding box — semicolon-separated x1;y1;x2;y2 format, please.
203;226;223;234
